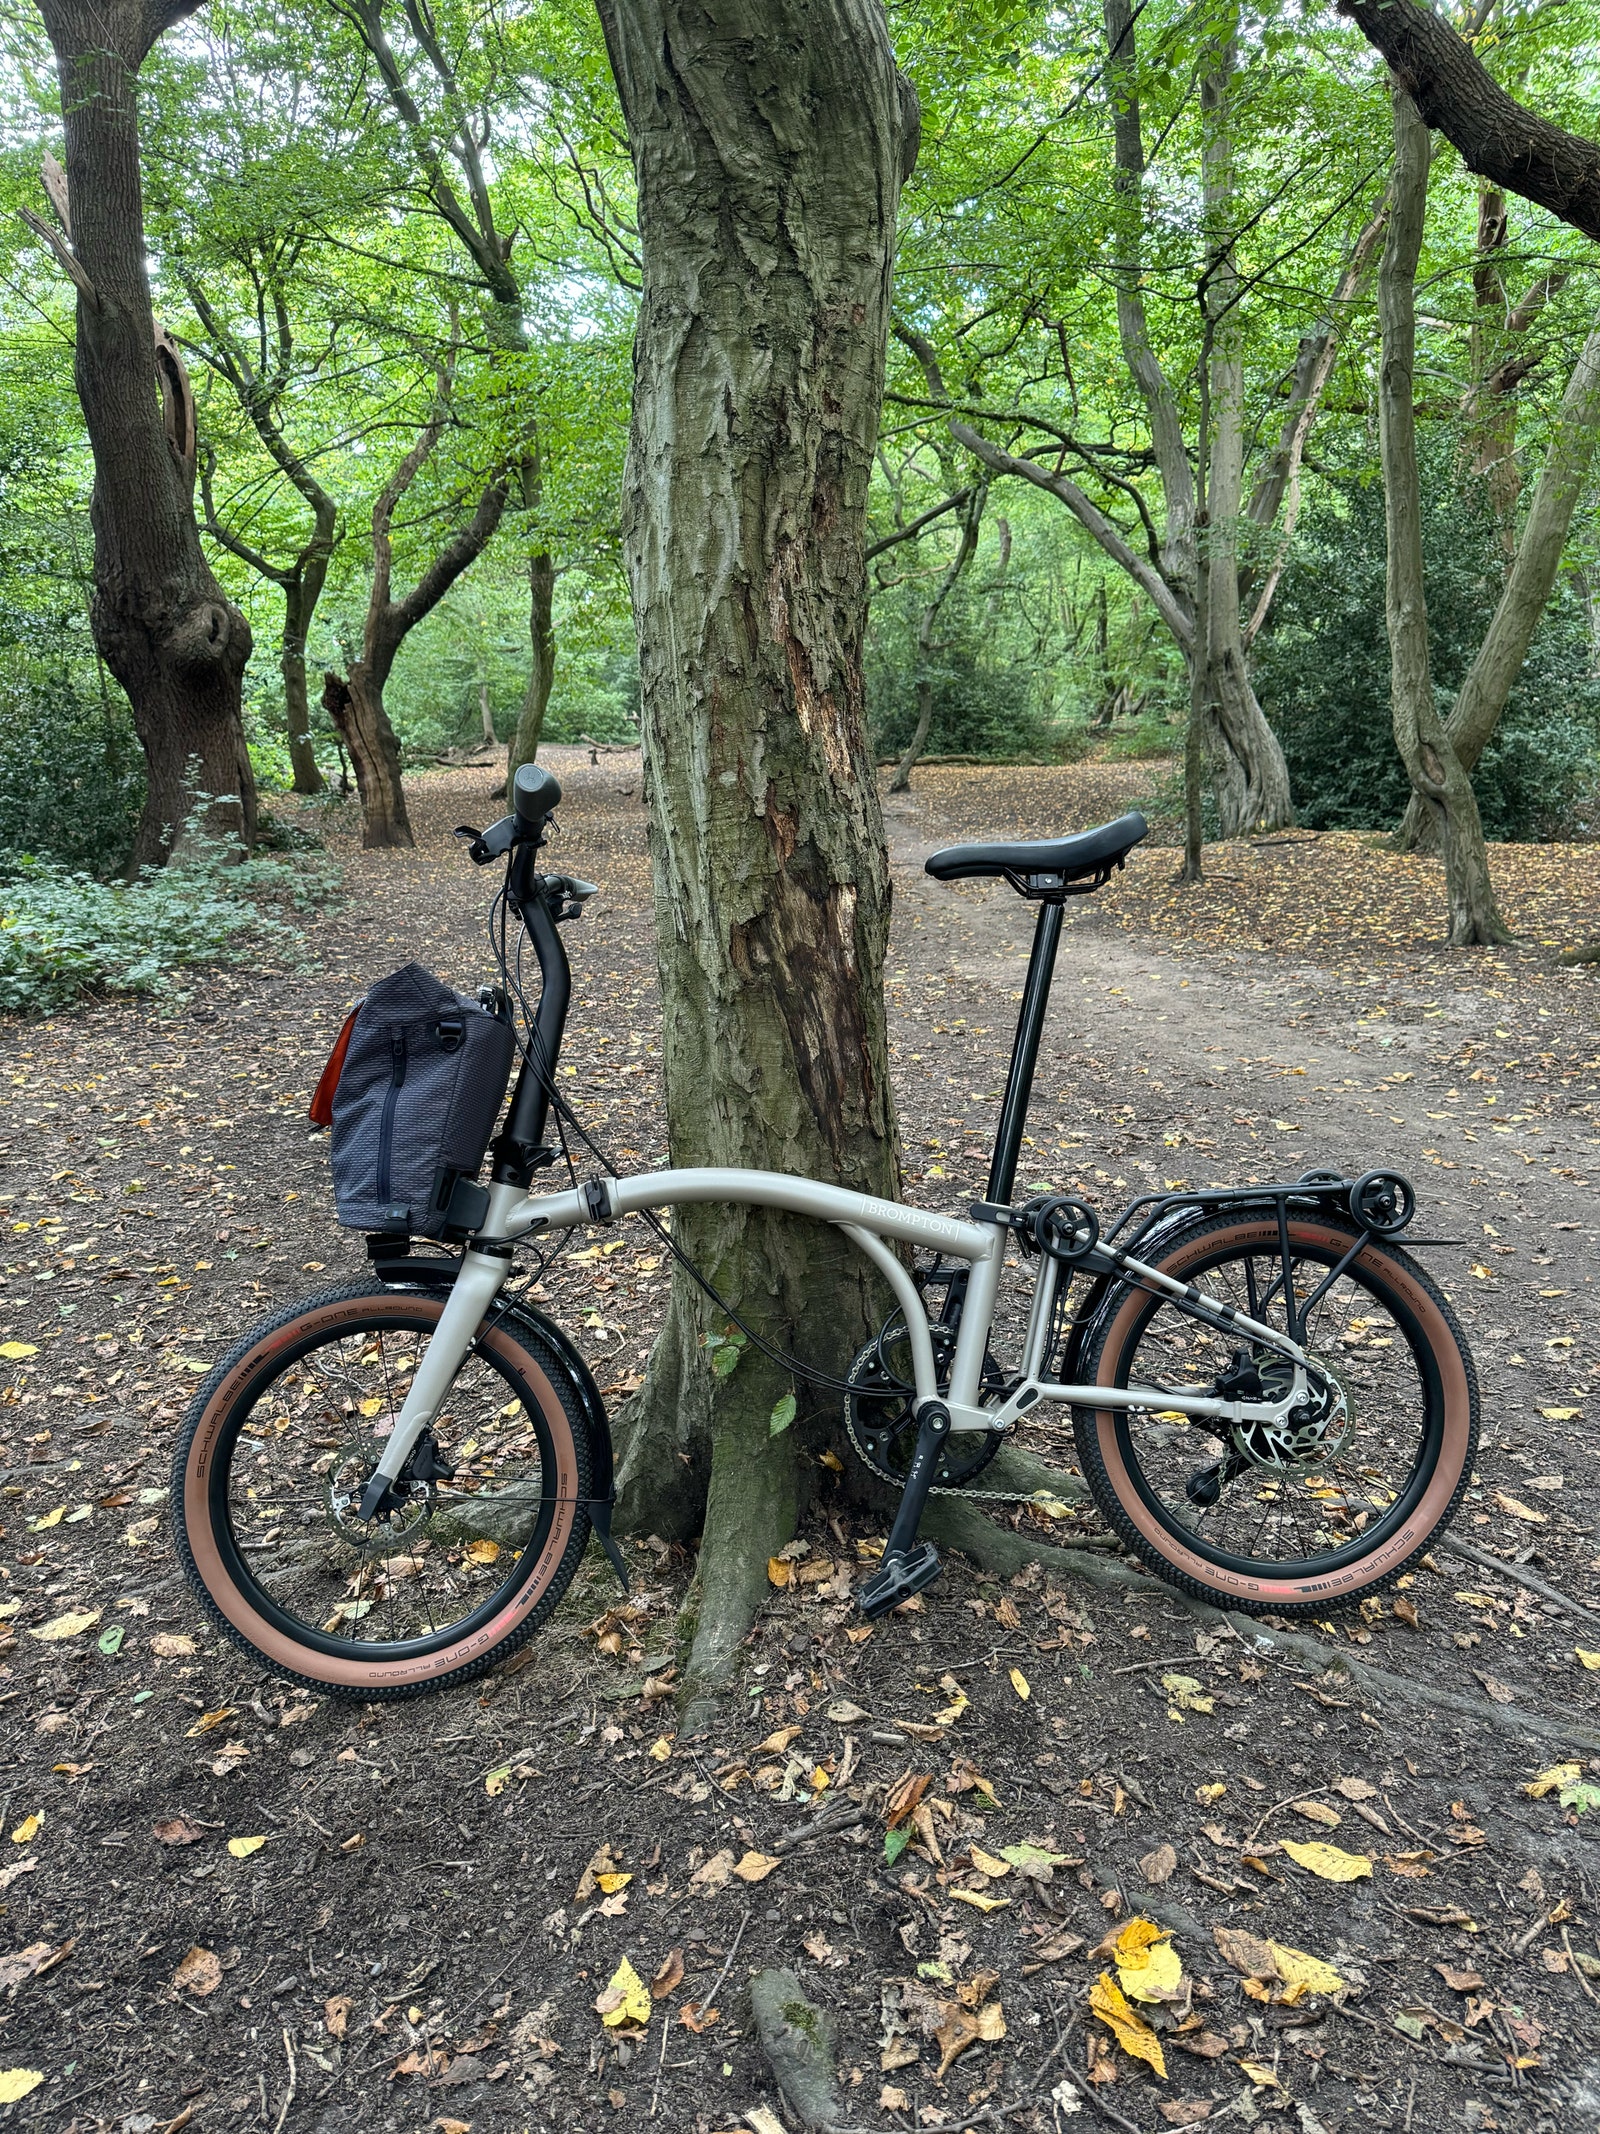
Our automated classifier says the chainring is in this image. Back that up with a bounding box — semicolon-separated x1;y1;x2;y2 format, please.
844;1321;1008;1490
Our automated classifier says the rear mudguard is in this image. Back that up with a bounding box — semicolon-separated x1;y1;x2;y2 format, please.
371;1255;628;1590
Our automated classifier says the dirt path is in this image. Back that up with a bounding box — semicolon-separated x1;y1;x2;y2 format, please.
2;754;1598;2134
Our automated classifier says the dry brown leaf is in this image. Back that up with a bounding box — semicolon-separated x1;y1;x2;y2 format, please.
651;1949;685;1999
1159;2105;1213;2126
324;1994;353;2039
1393;1597;1420;1630
152;1817;206;1847
678;2001;719;2033
1292;1799;1341;1828
1434;1964;1484;1993
1332;1776;1379;1801
172;1946;222;1997
688;1849;735;1895
1139;1842;1178;1886
732;1850;781;1884
885;1770;932;1829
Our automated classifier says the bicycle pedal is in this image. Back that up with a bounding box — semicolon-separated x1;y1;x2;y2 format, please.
857;1541;942;1620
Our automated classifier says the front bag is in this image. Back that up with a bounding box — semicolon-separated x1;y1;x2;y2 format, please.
322;963;515;1239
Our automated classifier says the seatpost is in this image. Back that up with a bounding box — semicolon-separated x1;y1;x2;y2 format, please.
985;899;1064;1207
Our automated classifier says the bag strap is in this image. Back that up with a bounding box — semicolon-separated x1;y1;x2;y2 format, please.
308;999;365;1128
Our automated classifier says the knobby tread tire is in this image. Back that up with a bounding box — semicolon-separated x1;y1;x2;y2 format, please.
1070;1214;1478;1618
171;1280;593;1700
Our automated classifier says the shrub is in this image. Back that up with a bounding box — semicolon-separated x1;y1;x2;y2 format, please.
0;830;340;1015
0;669;145;876
1254;456;1600;839
866;577;1061;762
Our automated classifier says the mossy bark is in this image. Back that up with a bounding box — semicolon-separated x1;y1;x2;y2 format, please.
598;0;918;1721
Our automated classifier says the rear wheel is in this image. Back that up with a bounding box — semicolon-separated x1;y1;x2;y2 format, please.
1071;1214;1477;1615
172;1282;593;1698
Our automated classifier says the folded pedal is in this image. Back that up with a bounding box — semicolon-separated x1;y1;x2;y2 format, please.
857;1541;942;1620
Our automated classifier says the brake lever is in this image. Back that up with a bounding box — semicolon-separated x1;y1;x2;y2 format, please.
454;816;519;865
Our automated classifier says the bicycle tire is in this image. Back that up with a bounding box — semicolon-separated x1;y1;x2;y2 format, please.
1071;1212;1478;1616
171;1281;593;1699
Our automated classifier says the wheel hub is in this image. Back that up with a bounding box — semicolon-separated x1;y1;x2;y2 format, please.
1227;1355;1354;1470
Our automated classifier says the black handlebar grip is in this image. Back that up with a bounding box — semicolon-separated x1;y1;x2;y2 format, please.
512;763;562;827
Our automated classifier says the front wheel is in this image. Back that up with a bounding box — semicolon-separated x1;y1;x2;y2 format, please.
172;1282;594;1698
1071;1213;1478;1616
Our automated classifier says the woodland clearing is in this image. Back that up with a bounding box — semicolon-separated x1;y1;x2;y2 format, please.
1;750;1598;2133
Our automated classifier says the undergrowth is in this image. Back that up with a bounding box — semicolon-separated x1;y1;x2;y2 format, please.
0;827;340;1014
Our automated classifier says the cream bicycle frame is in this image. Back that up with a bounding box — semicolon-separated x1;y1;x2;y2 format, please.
358;1168;1320;1503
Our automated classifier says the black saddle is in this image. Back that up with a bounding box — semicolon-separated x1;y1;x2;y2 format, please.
925;811;1149;898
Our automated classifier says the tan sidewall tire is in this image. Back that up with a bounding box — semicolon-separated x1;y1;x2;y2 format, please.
1080;1217;1476;1612
177;1289;588;1694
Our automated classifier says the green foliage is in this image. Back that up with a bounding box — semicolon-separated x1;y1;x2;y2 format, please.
0;824;339;1014
769;1393;797;1438
1255;459;1600;840
865;566;1062;762
0;667;145;877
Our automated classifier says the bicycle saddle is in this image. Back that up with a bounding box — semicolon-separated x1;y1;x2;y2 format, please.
924;810;1149;896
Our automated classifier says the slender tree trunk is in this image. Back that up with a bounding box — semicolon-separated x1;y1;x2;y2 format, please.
508;550;556;780
1199;35;1294;836
890;480;986;792
1379;85;1510;948
35;0;256;866
596;0;915;1721
1400;319;1600;854
322;669;409;847
282;568;324;795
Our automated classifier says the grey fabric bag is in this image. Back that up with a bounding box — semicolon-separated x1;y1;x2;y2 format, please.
329;963;515;1238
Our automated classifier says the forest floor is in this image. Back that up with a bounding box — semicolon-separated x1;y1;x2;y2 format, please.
2;748;1599;2134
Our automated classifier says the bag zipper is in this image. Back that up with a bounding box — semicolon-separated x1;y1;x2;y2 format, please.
376;1029;408;1202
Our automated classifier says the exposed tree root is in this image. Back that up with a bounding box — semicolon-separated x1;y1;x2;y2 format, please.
932;1510;1600;1756
1436;1530;1600;1630
749;1970;841;2132
1558;940;1600;966
677;1412;800;1737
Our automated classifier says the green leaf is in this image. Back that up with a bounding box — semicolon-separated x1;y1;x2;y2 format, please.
1560;1781;1600;1817
97;1623;125;1656
769;1393;797;1437
711;1342;742;1379
884;1826;912;1866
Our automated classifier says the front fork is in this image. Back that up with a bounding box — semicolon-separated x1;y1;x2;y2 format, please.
355;1248;511;1520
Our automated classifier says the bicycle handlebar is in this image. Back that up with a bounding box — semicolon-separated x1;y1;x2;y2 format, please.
513;763;562;831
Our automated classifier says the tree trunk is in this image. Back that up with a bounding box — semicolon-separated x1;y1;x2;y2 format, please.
508;550;556;780
323;382;508;850
1399;318;1600;853
890;480;986;792
596;0;915;1723
1199;35;1294;837
1379;84;1510;948
282;567;325;796
35;0;256;867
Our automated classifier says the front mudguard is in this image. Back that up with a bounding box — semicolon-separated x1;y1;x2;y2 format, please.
371;1255;628;1590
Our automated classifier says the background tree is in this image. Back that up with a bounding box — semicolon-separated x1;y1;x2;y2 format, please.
595;0;918;1721
29;0;257;865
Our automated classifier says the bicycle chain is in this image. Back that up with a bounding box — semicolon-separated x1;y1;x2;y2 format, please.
841;1384;1078;1506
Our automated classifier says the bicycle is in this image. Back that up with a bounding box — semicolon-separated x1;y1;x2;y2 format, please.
172;766;1479;1697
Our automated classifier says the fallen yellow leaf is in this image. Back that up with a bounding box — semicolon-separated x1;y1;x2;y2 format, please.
595;1955;650;2028
1162;1671;1214;1715
28;1609;100;1641
948;1888;1010;1913
9;1815;40;1845
758;1726;803;1753
648;1736;673;1762
732;1851;781;1883
596;1871;633;1894
1114;1918;1183;2004
1270;1942;1345;1997
28;1507;65;1531
1540;1407;1581;1421
0;2071;44;2104
1576;1650;1600;1671
1525;1762;1581;1799
1238;2058;1282;2089
185;1707;237;1737
484;1765;512;1798
767;1557;792;1588
464;1539;500;1565
968;1846;1010;1879
1281;1839;1372;1883
1494;1491;1547;1525
0;1341;38;1360
1196;1782;1227;1803
1088;1971;1166;2078
227;1835;267;1859
1008;1667;1030;1701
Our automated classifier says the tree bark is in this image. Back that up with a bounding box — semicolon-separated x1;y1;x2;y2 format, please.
1340;0;1600;243
507;549;556;780
1199;35;1294;836
34;0;256;867
324;383;508;849
1379;84;1510;948
1399;316;1600;851
595;0;914;1722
